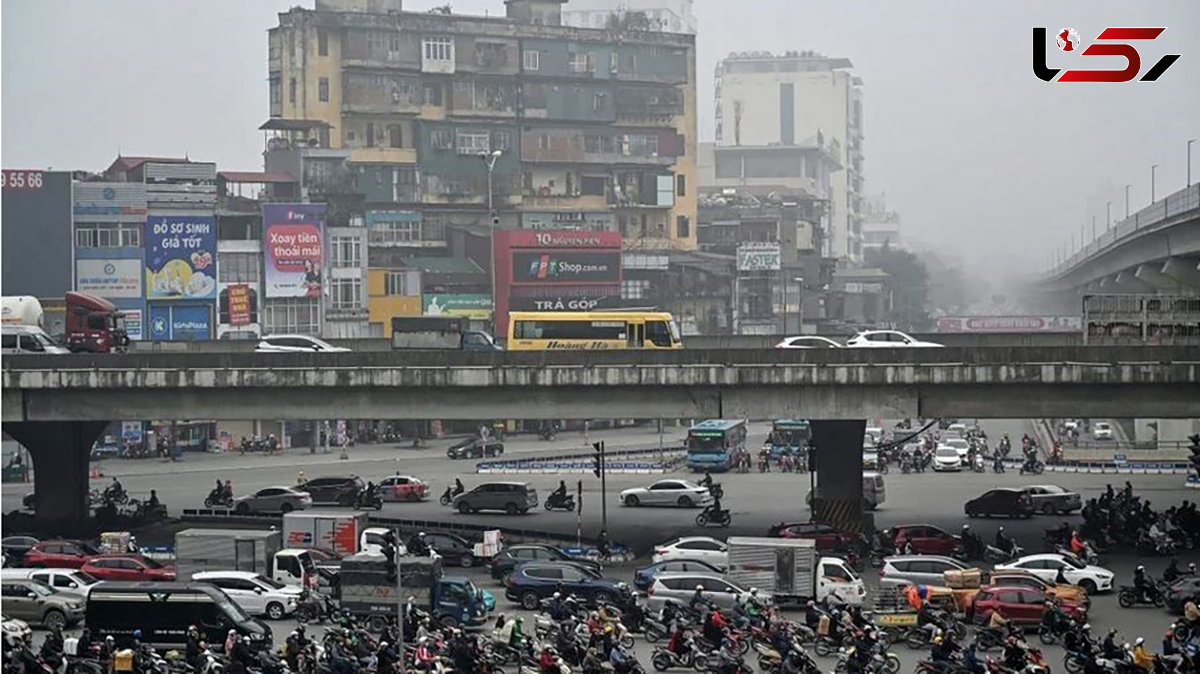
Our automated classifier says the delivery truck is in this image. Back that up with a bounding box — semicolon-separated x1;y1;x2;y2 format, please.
283;511;367;557
725;537;866;606
336;552;490;631
174;529;317;588
391;316;500;351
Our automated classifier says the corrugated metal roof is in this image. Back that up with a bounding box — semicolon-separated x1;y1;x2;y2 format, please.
106;156;189;174
218;171;297;184
259;118;332;131
144;162;216;182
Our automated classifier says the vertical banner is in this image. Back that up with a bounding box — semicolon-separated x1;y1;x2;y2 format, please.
145;216;217;300
227;284;252;326
263;204;326;298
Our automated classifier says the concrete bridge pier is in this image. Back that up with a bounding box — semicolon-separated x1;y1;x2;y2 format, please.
2;421;108;524
809;420;872;533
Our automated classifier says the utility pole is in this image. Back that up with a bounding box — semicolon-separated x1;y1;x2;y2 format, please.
479;150;503;332
1151;164;1158;202
592;440;607;532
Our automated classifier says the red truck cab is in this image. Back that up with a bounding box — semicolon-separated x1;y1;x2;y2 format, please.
64;292;129;353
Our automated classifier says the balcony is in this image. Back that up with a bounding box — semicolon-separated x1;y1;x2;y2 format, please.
521;193;608;210
349;147;417;164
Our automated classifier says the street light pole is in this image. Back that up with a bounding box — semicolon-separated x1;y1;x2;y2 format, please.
1188;140;1195;187
1151;164;1158;202
1124;185;1131;219
479;150;502;333
793;277;804;334
1106;201;1111;230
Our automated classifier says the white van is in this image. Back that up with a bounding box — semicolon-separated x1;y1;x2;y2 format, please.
807;472;887;511
1;568;98;601
0;325;69;355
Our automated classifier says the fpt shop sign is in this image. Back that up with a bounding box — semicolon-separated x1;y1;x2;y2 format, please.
512;252;621;283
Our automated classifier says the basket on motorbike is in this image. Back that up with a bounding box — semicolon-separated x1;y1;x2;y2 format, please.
114;650;135;672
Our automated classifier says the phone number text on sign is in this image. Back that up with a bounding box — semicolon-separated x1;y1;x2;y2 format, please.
2;170;44;191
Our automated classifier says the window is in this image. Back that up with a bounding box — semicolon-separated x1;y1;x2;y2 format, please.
366;122;375;148
218;252;260;283
289;77;297;104
388;33;402;60
491;130;511;152
423;36;453;62
456;130;491;155
318;77;329;102
264;298;319;335
621;279;649;300
424;83;443;106
385;270;417;294
431;128;454;150
388;124;403;148
318;29;329;56
270;75;281;104
331;277;363;310
676;215;690;238
75;222;141;248
568;52;594;73
593;92;605;112
676;174;686;197
523;50;540;71
330;235;361;268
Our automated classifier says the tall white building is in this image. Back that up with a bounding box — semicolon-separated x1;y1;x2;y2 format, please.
862;192;902;252
715;51;865;261
561;0;697;33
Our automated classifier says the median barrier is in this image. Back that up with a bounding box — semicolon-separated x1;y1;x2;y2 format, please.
476;446;686;474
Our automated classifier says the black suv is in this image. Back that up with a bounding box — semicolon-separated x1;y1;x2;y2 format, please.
300;476;364;506
447;438;504;460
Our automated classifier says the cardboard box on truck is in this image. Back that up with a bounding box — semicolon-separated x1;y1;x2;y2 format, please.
175;529;281;580
726;536;866;606
283;511;366;556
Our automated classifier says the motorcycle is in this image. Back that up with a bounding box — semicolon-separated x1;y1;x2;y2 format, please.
1054;544;1098;566
103;486;129;505
696;507;731;528
984;544;1024;564
294;591;339;624
544;493;576;513
651;644;704;672
1019;458;1046;475
1136;533;1178;557
971;455;986;473
702;483;724;500
1116;584;1165;609
353;489;383;511
204;488;233;508
992;458;1006;474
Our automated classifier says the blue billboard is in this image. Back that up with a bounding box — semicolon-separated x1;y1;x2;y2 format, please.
145;215;217;300
149;304;212;341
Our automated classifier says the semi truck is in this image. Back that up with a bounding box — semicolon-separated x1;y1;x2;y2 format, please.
174;529;317;589
282;511;367;557
2;292;128;353
336;552;490;630
725;537;866;606
391;316;500;351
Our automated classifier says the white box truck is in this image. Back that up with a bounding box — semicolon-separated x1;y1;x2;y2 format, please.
282;511;368;556
725;537;866;606
174;529;317;588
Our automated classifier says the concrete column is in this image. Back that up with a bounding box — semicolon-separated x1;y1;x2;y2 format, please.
1161;258;1200;289
2;421;108;525
809;420;871;531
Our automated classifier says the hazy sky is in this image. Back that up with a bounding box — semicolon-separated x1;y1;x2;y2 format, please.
3;1;1198;280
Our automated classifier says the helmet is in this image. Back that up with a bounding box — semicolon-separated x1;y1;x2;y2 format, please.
1082;624;1091;631
241;636;251;644
1136;637;1145;646
1137;565;1145;571
553;592;561;599
696;585;704;591
418;637;427;645
379;642;388;649
133;630;143;639
998;526;1005;532
418;532;426;537
750;587;758;595
806;600;815;608
962;524;970;530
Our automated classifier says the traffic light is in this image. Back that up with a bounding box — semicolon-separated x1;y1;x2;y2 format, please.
592;441;604;478
1188;434;1200;472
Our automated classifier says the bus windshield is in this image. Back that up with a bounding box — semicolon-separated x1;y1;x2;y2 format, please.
772;430;808;446
687;433;726;452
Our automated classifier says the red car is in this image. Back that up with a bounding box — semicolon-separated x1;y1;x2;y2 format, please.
970;585;1087;626
377;475;428;502
23;540;102;569
768;521;865;552
888;524;959;556
81;555;176;581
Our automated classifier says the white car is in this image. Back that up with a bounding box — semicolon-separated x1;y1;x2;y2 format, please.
933;447;962;472
775;336;843;349
255;334;350;353
1;613;32;649
360;527;410;557
845;330;943;348
192;571;303;620
943;438;970;459
652;537;728;569
621;480;713;508
994;553;1114;594
1092;422;1113;441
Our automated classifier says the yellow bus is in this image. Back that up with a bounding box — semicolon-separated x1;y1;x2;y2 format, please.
507;311;683;350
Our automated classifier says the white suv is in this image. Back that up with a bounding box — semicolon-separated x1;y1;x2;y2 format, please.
191;571;302;620
255;334;349;353
846;330;943;348
645;573;767;612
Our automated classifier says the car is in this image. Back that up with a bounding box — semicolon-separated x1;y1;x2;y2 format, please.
0;569;98;601
886;525;959;556
1;537;38;564
620;479;712;508
879;555;972;588
971;586;1087;626
864;427;886;445
377;475;428;502
192;571;303;620
505;562;630;610
1021;485;1082;515
775;336;843;349
424;533;479;569
0;579;85;629
233;486;313;514
1092;422;1114;440
254;334;350;353
1;613;32;649
446;438;504;460
298;476;364;506
845;330;943;348
863;450;880;470
943;438;970;458
22;540;102;569
81;555;176;582
645;572;769;612
767;522;864;553
965;488;1035;518
489;544;601;580
987;570;1089;606
946;423;969;436
632;559;724;592
933;447;962;471
993;553;1115;594
453;482;537;515
652;537;728;569
1166;576;1200;614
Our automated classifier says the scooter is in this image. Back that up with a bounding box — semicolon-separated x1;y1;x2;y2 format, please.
984;544;1024;564
696;507;731;528
353;489;383;511
1019;458;1046;475
1117;584;1165;609
544;493;576;512
204;488;233;508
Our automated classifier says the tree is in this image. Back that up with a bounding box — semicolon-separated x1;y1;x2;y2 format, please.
865;243;931;331
606;10;659;34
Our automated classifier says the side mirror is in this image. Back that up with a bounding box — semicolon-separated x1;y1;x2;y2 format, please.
312;345;322;351
27;592;37;599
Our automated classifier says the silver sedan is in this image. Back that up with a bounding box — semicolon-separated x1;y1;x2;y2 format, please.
620;480;713;508
233;486;313;514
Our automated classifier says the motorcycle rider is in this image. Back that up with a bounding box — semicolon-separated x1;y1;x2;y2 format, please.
105;476;125;501
376;641;398;674
689;585;712;612
960;524;982;559
1042;596;1070;634
1002;637;1027;671
1163;558;1182;583
551;480;568;505
284;628;308;672
186;625;206;673
1131;637;1153;672
700;470;714;489
407;532;430;556
609;643;635;674
452;478;465;497
1064;622;1094;659
230;635;257;674
1133;565;1155;604
702;493;726;525
995;526;1016;557
413;638;437;673
1102;628;1124;660
714;636;742;674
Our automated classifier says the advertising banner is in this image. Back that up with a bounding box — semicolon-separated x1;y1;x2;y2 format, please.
145;216;217;300
424;293;492;319
936;315;1082;333
149;304;211;341
227;284;252;326
497;229;622;249
509;293;622;312
123;309;143;341
76;259;142;298
263;204;326;298
736;242;782;272
512;251;621;283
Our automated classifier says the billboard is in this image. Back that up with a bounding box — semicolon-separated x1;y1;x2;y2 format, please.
149;304;211;341
123;309;144;341
226;284;253;326
936;316;1083;333
737;242;782;272
76;259;142;298
2;170;73;298
509;292;622;312
145;216;217;300
424;294;492;319
263;204;325;298
512;251;621;283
